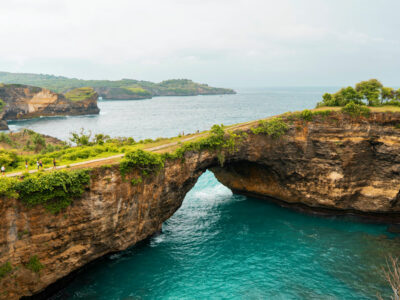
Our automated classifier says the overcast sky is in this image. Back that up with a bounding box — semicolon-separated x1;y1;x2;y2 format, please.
1;0;399;88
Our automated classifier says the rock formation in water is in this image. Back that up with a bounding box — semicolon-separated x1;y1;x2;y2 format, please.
0;84;100;130
1;112;400;298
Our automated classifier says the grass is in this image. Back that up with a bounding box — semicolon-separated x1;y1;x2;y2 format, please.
25;255;44;273
2;133;202;175
64;87;96;102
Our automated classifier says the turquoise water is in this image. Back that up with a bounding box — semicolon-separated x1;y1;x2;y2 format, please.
10;88;398;299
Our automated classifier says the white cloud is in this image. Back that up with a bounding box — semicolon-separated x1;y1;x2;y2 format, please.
0;0;399;86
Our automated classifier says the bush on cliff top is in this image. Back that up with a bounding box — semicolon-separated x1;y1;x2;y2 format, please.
0;169;90;213
341;102;371;118
251;118;288;138
120;149;164;178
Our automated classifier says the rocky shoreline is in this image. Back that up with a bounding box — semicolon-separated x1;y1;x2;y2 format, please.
0;84;99;130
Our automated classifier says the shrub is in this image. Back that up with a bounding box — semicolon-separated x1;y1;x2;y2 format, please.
120;149;164;177
0;177;19;198
31;133;46;152
341;102;371;117
382;100;400;107
251;118;289;138
131;177;142;185
0;262;12;279
14;169;90;213
300;109;313;121
26;255;44;273
0;132;12;144
0;150;19;168
70;128;92;146
0;98;5;112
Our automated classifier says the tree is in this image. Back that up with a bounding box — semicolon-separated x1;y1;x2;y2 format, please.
69;128;92;146
94;133;110;145
332;87;363;106
31;133;46;152
381;87;395;104
355;79;383;106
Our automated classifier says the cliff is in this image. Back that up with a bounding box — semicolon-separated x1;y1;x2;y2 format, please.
0;84;100;130
0;72;236;100
1;112;400;298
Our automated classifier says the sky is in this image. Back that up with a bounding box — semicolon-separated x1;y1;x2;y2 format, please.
0;0;399;88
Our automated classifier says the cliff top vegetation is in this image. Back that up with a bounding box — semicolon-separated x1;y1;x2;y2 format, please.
317;79;400;108
64;87;97;102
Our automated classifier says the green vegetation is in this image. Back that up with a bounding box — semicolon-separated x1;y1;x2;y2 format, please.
0;98;5;112
25;255;44;273
119;124;245;179
0;262;12;279
341;102;371;117
123;87;152;97
0;169;90;213
317;79;400;108
0;71;235;98
120;149;164;178
131;177;142;185
251;118;289;138
64;87;96;102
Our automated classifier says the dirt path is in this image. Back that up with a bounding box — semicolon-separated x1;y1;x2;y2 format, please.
4;120;259;178
5;134;206;178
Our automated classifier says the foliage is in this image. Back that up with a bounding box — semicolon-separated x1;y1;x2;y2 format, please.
0;98;5;112
0;132;12;144
162;124;244;162
70;128;92;146
0;176;19;198
0;150;18;168
25;255;44;273
131;177;142;185
317;79;400;108
94;133;110;145
31;132;46;152
251;118;289;138
300;109;313;121
341;102;371;117
0;262;12;279
64;87;96;102
13;169;90;213
120;149;164;177
355;79;383;106
123;87;152;97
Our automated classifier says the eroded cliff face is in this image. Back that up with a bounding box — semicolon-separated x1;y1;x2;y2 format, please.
213;113;400;216
1;112;400;299
0;84;99;130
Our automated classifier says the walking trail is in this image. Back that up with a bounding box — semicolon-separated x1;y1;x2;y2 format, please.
5;121;255;178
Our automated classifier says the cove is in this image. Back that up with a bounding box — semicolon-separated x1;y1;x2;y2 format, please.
3;88;398;299
51;171;397;299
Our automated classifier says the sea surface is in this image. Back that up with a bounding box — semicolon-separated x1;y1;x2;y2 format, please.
9;87;399;299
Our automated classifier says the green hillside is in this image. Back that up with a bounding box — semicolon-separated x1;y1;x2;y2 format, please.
0;72;236;100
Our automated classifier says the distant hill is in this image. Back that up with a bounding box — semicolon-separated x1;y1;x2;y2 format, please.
0;71;236;100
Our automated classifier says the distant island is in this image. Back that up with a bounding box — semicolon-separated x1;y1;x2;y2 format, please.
0;71;236;100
